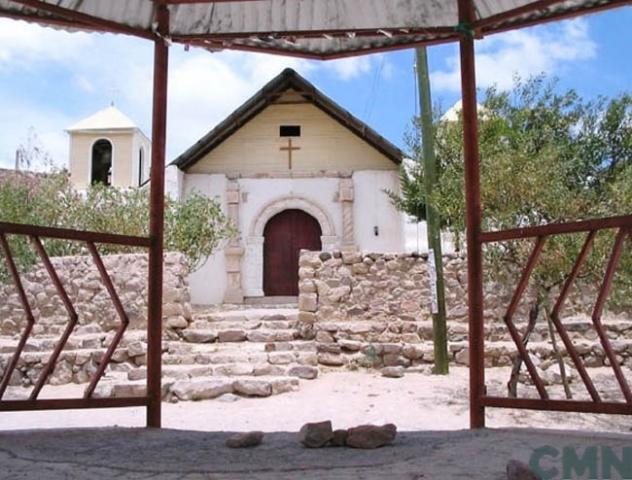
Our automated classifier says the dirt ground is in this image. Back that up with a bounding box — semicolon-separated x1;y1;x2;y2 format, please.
1;367;630;433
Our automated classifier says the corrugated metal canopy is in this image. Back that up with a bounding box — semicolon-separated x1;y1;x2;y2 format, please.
0;1;626;59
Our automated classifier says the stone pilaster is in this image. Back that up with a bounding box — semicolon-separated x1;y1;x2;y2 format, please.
224;180;244;303
339;177;356;251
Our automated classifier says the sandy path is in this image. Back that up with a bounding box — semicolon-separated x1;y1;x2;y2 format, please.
1;368;630;433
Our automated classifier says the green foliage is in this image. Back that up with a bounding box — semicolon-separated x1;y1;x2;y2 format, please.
0;171;235;275
392;75;631;310
166;192;235;271
385;161;428;223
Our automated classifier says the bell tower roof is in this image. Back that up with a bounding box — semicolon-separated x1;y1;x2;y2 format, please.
66;105;138;132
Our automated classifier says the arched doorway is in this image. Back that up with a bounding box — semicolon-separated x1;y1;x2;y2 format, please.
263;209;322;296
91;139;113;185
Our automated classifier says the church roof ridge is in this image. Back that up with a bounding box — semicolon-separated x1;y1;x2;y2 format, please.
171;68;403;170
66;105;139;132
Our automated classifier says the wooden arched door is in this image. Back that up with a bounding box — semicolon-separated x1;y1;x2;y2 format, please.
263;209;322;296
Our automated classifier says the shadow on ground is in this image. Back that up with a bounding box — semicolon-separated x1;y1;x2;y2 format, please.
0;427;630;479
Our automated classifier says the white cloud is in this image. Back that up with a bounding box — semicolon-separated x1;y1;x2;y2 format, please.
0;19;391;168
431;19;597;92
326;56;373;80
0;19;92;70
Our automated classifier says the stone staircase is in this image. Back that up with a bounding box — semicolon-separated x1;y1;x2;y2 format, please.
1;307;630;401
0;306;320;402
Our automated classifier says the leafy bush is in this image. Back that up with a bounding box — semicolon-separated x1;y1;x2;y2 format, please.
390;75;631;310
0;171;235;274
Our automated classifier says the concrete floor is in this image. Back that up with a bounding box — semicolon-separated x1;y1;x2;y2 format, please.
0;427;630;479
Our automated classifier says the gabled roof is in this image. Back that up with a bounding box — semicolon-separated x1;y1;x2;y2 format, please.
66;105;138;132
171;68;403;170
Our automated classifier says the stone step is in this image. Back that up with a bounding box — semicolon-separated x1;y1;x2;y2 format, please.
0;330;148;354
162;349;318;367
180;328;299;344
313;318;631;344
164;339;316;354
94;375;301;401
317;339;632;370
187;319;298;331
127;362;318;381
191;308;298;323
244;296;298;307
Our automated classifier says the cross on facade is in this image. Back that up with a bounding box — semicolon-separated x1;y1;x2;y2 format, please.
280;138;301;169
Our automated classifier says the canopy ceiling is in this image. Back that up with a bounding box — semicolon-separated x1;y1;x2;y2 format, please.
0;0;626;59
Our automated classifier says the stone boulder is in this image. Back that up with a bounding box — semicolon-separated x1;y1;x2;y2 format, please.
225;431;264;449
233;379;272;397
381;366;405;378
298;421;333;448
506;460;542;480
218;330;247;343
345;424;397;449
171;379;233;401
330;429;348;447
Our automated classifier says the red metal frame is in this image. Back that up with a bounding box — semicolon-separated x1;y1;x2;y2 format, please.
1;0;628;61
457;0;486;429
0;0;628;432
476;218;632;419
0;224;151;412
146;4;170;429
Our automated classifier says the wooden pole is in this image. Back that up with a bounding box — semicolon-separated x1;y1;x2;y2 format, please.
415;46;449;375
457;0;485;429
147;3;169;429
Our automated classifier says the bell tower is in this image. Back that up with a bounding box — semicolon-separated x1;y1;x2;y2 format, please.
66;105;151;189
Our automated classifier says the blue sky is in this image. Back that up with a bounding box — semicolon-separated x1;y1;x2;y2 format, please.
0;7;630;170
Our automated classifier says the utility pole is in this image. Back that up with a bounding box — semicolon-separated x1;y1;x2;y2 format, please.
415;46;449;374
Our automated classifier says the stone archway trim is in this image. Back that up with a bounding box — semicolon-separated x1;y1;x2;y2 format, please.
250;195;336;237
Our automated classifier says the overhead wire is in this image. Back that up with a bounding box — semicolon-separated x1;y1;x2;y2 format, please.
363;54;385;121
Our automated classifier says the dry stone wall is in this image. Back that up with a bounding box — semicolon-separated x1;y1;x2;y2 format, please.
298;250;632;372
0;252;192;337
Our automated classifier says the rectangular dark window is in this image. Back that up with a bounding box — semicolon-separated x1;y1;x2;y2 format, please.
280;125;301;137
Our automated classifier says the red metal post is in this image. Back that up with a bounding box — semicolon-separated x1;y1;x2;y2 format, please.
457;0;485;429
147;3;170;428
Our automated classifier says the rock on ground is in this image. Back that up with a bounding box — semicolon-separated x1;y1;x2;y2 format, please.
346;424;397;449
233;379;272;397
506;460;542;480
298;421;333;448
225;431;264;449
381;366;405;378
171;379;233;401
330;429;348;447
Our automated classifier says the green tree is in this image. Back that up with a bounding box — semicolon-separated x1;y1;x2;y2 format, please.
390;75;631;394
0;171;235;275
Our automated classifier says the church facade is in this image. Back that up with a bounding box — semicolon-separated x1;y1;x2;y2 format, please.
171;69;405;305
66;68;406;305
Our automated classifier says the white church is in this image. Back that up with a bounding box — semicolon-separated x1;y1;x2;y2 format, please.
66;68;407;305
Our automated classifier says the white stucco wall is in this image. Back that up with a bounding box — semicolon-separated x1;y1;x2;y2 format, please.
165;164;183;200
403;219;457;254
182;173;228;304
182;171;409;304
353;170;405;253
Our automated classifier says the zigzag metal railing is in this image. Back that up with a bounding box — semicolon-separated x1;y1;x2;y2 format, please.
479;214;632;415
0;222;151;411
